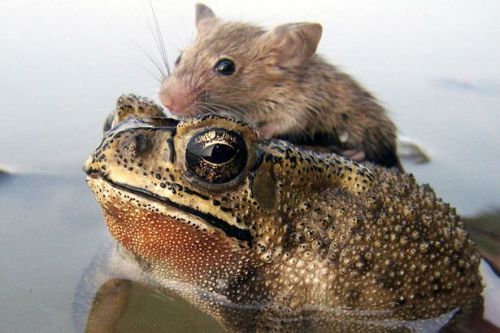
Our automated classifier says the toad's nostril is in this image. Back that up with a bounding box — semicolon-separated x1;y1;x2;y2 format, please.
134;134;151;156
122;134;152;159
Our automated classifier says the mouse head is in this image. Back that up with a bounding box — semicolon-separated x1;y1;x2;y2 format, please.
160;4;322;124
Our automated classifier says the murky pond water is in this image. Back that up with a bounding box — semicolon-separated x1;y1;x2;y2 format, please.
1;0;499;332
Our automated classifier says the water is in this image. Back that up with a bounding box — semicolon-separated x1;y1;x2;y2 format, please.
0;0;499;332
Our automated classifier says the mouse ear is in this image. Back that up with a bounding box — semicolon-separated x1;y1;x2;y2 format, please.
262;23;322;68
195;3;217;33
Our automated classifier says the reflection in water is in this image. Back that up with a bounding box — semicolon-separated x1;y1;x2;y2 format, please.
86;279;460;332
73;241;224;332
86;280;223;333
78;261;500;332
464;210;500;273
81;273;493;332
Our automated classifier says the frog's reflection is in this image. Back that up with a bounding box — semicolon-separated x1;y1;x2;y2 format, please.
85;278;223;333
81;276;492;333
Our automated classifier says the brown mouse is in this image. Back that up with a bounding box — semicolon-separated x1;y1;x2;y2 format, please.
159;4;401;169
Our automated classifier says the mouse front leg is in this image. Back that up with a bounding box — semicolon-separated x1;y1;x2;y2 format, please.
331;148;365;162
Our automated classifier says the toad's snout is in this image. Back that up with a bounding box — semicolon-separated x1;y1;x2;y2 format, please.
83;155;97;176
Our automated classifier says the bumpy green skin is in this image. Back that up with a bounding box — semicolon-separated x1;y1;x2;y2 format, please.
85;95;482;332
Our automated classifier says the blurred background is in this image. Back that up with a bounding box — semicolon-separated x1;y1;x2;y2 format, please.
1;1;499;332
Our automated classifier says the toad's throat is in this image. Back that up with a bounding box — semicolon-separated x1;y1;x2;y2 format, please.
95;172;253;244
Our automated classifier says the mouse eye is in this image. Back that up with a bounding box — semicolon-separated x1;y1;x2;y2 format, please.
213;58;236;76
175;52;183;66
185;128;247;185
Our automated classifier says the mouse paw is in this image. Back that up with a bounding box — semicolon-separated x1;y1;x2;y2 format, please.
339;149;366;162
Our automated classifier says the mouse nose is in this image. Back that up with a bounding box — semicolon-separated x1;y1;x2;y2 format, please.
160;94;184;114
159;90;193;116
159;86;173;107
161;95;174;109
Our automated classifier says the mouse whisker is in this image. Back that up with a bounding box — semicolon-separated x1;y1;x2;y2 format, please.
195;103;222;118
125;35;167;79
147;1;171;77
188;51;200;88
189;74;218;101
141;66;163;84
201;101;251;123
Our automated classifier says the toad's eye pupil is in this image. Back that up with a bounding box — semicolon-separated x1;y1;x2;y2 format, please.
201;144;235;164
214;59;235;75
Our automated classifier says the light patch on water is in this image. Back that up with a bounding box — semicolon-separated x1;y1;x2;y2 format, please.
480;260;500;327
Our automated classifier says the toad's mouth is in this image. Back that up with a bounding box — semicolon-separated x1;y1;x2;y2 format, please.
85;170;253;244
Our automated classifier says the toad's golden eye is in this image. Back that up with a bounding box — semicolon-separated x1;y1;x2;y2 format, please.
185;128;247;184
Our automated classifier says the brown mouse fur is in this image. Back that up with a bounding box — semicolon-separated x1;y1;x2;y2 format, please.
159;4;401;169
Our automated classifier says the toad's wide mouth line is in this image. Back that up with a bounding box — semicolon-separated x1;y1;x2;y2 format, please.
86;169;253;245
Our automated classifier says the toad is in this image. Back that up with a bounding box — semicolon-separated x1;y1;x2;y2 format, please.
83;95;482;332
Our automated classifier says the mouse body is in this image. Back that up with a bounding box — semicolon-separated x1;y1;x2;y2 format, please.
160;4;401;169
